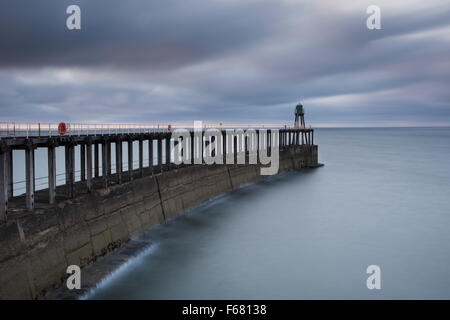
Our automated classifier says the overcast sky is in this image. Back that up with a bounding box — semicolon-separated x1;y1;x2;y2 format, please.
0;0;449;126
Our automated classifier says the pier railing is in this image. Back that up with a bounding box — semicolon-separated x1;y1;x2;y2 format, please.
0;122;297;138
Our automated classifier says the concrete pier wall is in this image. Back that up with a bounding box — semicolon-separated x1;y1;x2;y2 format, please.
0;145;318;299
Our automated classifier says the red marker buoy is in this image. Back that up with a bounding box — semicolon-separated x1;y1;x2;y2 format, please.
168;124;172;131
58;122;67;135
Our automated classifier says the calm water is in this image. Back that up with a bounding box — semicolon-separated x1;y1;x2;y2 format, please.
83;128;450;299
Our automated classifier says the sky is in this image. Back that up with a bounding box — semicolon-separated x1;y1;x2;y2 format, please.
0;0;449;127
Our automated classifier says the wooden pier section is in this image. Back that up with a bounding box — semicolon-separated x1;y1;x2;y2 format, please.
0;124;314;221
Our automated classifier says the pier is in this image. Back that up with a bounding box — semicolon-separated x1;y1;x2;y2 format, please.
0;123;314;221
0;121;318;299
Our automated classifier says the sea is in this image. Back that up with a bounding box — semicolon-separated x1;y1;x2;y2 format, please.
17;127;450;299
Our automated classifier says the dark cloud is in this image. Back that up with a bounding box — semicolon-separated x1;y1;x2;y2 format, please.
0;0;449;126
0;0;288;69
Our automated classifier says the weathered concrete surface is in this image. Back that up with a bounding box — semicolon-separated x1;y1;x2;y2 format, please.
0;145;318;299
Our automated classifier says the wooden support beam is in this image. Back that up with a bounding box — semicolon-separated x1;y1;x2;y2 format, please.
102;142;108;188
165;138;171;168
128;140;133;181
107;142;112;176
233;135;237;165
48;146;56;204
0;151;8;220
139;139;144;177
94;143;99;177
244;135;248;163
148;138;153;174
191;132;196;165
80;144;86;181
157;139;162;172
116;140;122;184
180;137;184;165
256;130;260;164
86;142;93;192
173;139;179;167
222;131;227;165
65;144;75;198
279;132;282;150
25;146;35;211
6;150;12;199
32;148;35;191
211;136;216;158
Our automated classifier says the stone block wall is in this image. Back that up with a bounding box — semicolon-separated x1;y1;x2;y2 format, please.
0;145;318;299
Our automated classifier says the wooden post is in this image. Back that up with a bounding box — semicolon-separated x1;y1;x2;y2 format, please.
233;136;237;165
6;150;12;199
312;130;314;145
128;140;133;181
278;131;282;150
211;136;216;158
48;146;56;204
25;146;35;211
244;135;249;164
157;138;162;172
180;137;184;166
148;138;153;174
116;140;122;184
86;141;93;192
188;132;192;165
80;143;86;181
139;139;144;177
0;151;8;220
222;131;227;165
94;143;99;177
32;148;35;192
205;137;210;159
107;142;112;176
65;144;75;198
102;142;108;188
165;138;171;168
256;130;259;164
173;139;179;167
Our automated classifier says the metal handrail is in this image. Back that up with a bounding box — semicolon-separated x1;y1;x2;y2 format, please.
0;122;299;139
